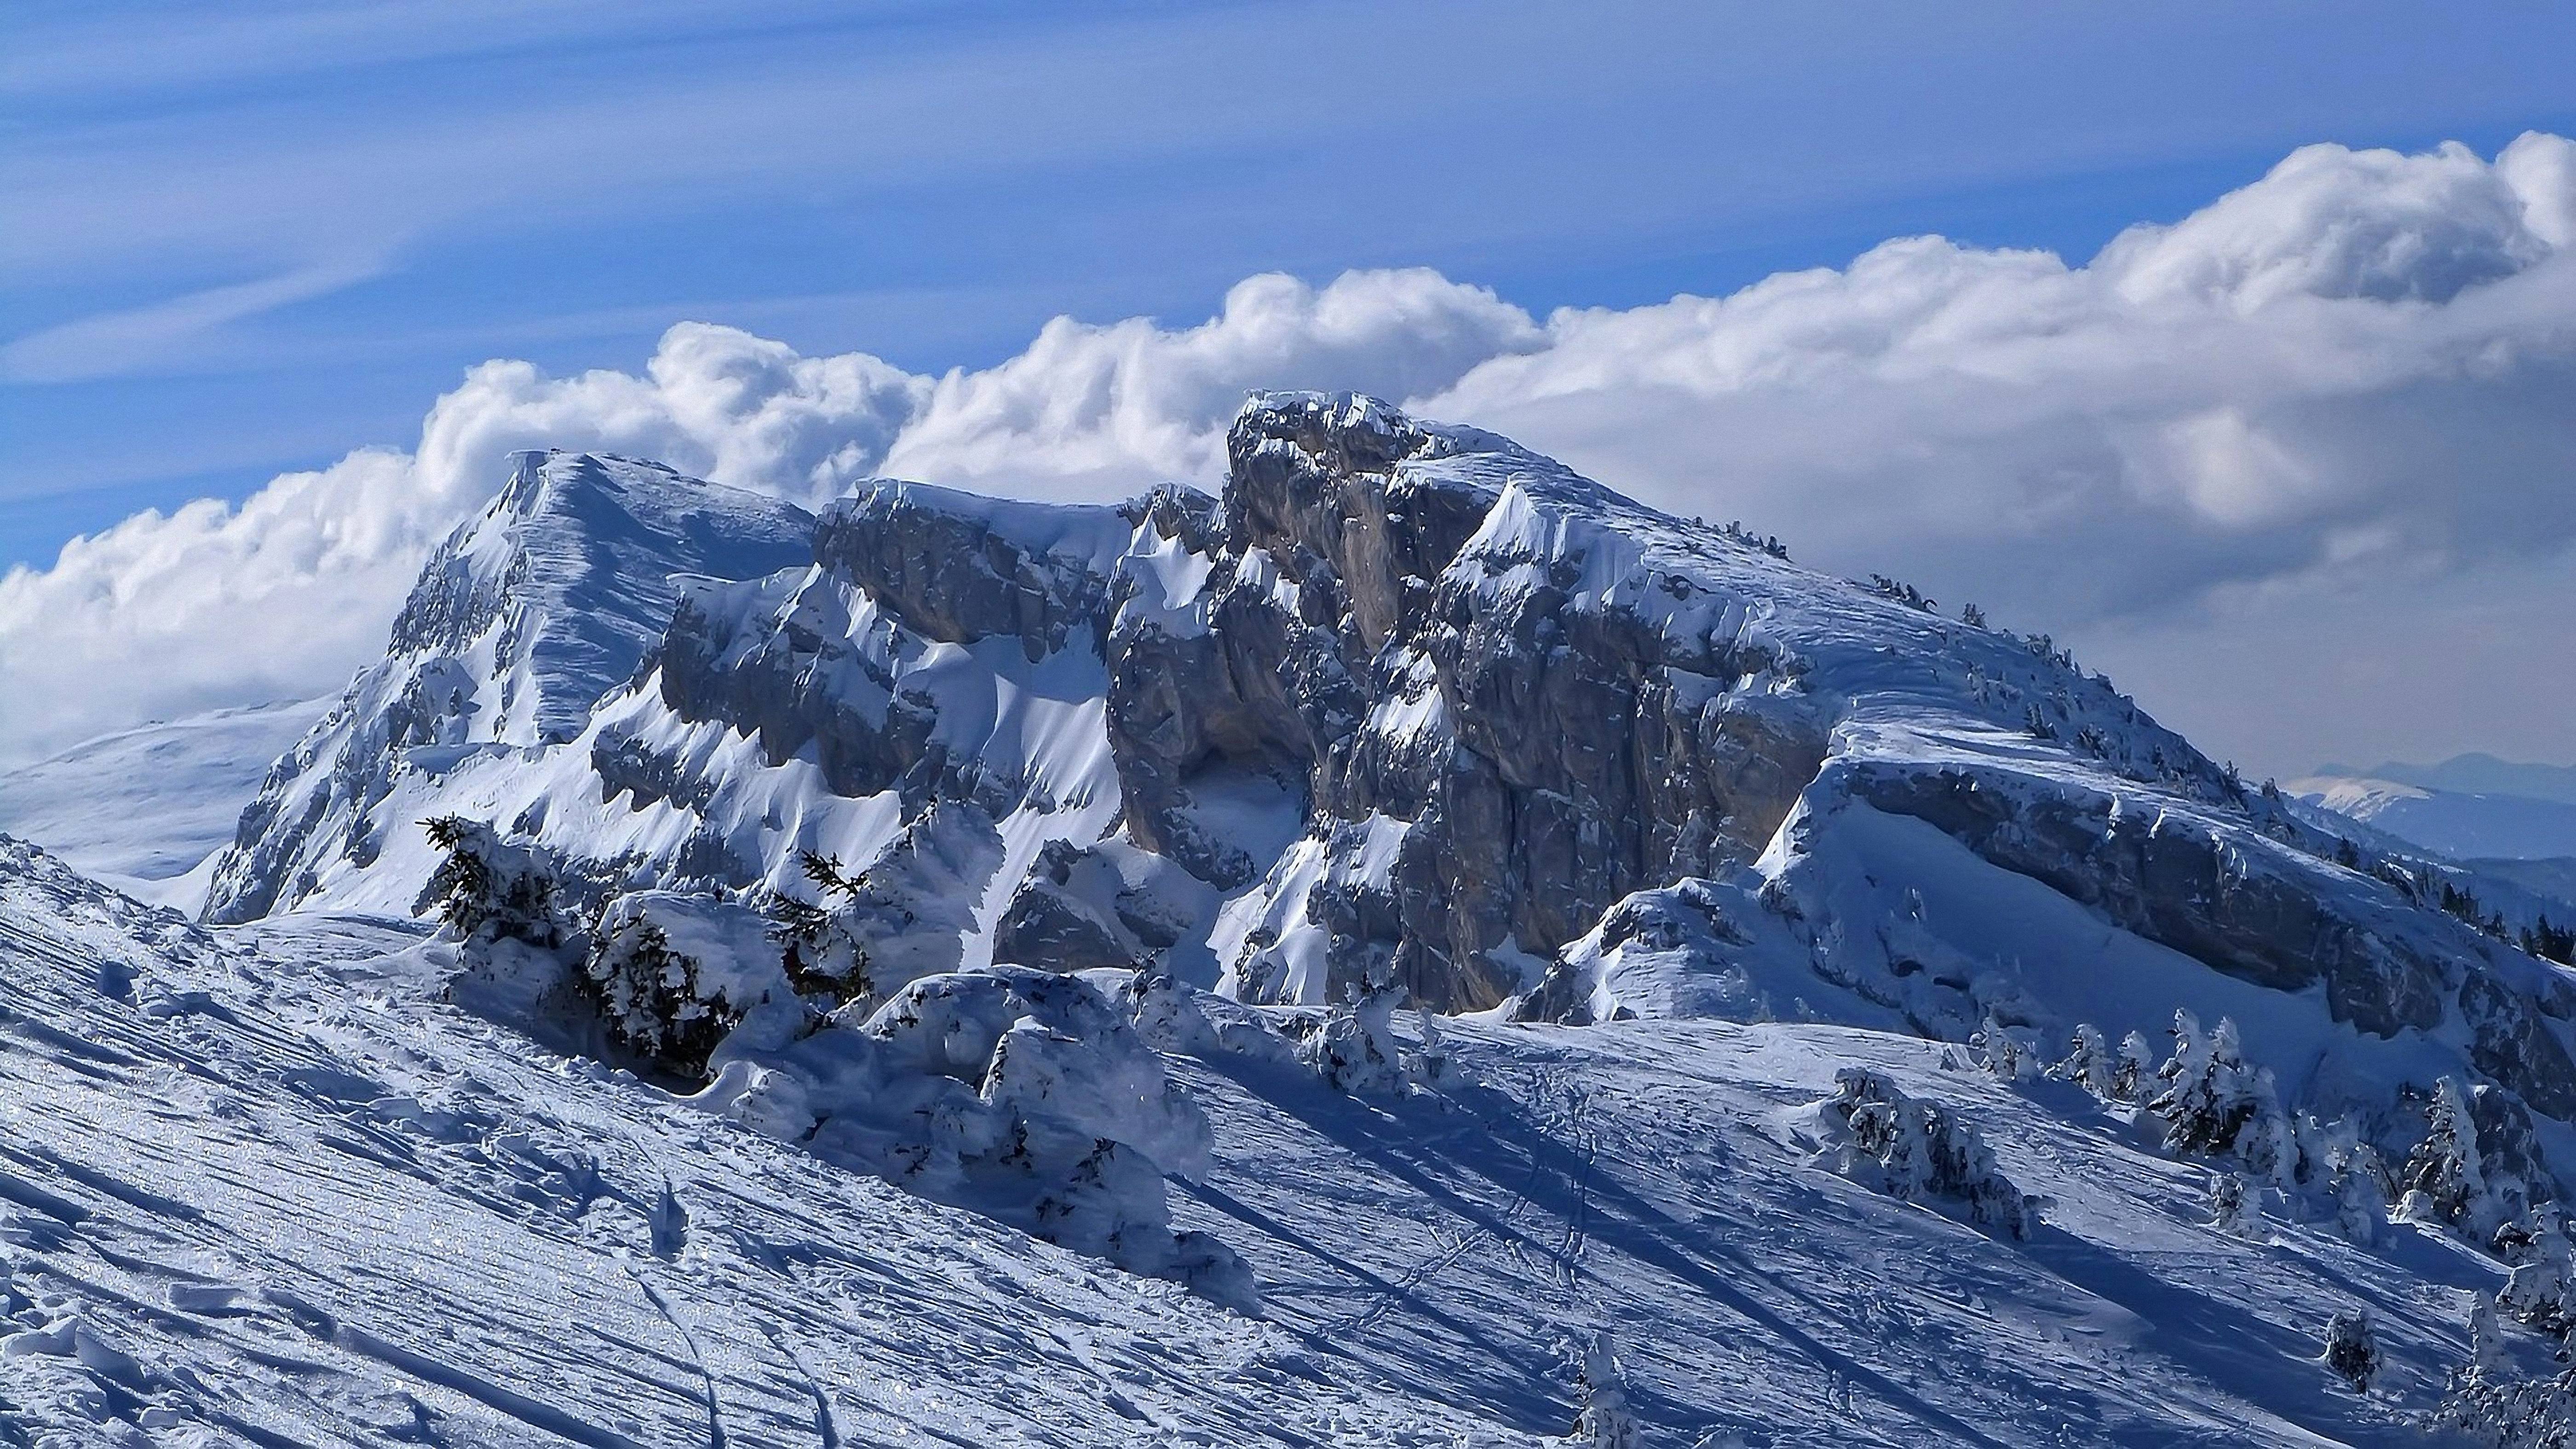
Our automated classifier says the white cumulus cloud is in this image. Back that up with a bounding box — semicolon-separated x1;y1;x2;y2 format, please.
3;135;2572;771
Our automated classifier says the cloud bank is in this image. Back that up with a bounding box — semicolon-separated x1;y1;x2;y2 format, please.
4;136;2572;769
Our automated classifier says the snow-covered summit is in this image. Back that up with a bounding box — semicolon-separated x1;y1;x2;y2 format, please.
201;451;813;922
206;395;2576;1176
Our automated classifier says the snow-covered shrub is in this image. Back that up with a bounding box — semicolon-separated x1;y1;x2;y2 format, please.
2501;1218;2576;1336
415;816;571;948
585;891;789;1075
1570;1332;1641;1449
707;966;1253;1310
2325;1308;2378;1393
2049;1023;2118;1098
1304;980;1408;1097
2435;1367;2576;1448
1821;1069;2036;1239
1095;966;1220;1057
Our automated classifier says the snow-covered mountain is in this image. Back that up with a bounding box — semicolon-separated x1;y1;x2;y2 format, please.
2291;773;2576;863
0;695;331;908
20;393;2576;1443
203;450;815;923
2324;756;2576;810
213;395;2576;1119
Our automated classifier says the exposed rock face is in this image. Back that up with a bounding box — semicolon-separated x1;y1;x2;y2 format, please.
1113;397;1848;1010
210;395;2576;1180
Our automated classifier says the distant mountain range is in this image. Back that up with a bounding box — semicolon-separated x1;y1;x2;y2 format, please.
2291;767;2576;865
2317;754;2576;808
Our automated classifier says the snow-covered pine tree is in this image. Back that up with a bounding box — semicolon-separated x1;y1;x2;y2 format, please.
2148;1011;2262;1157
2234;1066;2300;1188
1570;1332;1641;1449
2326;1140;2393;1247
1826;1069;2036;1239
1304;965;1409;1097
414;816;569;948
2473;1294;2512;1374
2501;1217;2576;1336
1973;1013;2034;1082
2324;1308;2377;1393
2402;1077;2500;1237
586;903;723;1073
1405;1004;1464;1091
2208;1171;2260;1237
2112;1029;2156;1103
2049;1023;2119;1098
766;850;876;1006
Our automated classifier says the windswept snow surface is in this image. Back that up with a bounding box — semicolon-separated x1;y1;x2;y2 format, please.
0;834;2530;1446
0;696;331;908
0;837;1529;1448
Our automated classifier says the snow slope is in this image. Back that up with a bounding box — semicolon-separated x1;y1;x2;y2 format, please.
0;696;330;908
0;834;2535;1446
0;835;1534;1448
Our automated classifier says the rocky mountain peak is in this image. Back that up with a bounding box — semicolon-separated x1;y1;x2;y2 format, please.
201;452;812;922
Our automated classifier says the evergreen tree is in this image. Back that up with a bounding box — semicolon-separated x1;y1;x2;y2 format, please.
2112;1030;2157;1103
1305;968;1409;1097
2501;1217;2576;1336
2050;1023;2118;1098
1828;1069;2036;1239
2324;1309;2377;1394
2402;1077;2498;1236
1570;1332;1641;1449
2148;1011;2262;1157
2208;1171;2260;1237
766;850;876;1006
414;816;568;948
2326;1140;2392;1247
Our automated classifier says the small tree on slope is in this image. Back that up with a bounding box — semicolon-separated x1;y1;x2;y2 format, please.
2149;1012;2262;1157
1827;1069;2036;1239
2325;1309;2378;1394
415;816;569;948
766;850;876;1006
2404;1077;2501;1237
1571;1333;1641;1449
2049;1023;2119;1098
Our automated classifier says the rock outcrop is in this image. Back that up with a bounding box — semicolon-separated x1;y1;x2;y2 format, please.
210;396;2576;1187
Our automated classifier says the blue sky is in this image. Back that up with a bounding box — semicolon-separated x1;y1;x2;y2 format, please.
8;0;2572;568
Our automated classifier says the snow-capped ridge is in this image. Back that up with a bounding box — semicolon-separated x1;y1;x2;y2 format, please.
207;394;2576;1228
201;451;813;922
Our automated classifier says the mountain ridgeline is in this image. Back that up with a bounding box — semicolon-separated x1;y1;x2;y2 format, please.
208;394;2576;1190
